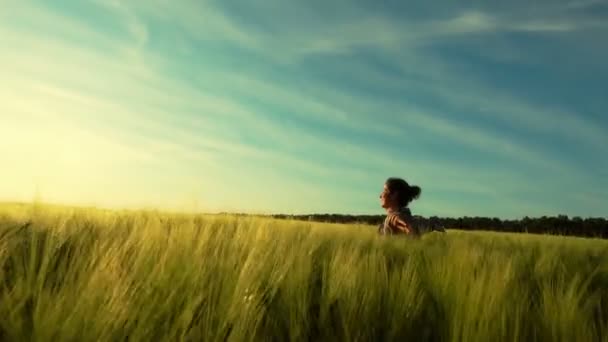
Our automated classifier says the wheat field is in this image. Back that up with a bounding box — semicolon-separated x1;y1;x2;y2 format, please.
0;203;607;341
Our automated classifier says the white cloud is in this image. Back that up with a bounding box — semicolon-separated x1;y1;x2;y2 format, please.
137;1;607;152
2;0;605;216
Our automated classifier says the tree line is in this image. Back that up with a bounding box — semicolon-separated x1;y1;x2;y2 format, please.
269;213;608;239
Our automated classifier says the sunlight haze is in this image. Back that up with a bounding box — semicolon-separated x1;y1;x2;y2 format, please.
1;0;607;218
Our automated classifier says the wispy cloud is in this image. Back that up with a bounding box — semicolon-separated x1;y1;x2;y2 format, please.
1;0;606;218
139;1;607;152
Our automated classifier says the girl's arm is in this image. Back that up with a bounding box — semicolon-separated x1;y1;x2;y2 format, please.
387;215;412;235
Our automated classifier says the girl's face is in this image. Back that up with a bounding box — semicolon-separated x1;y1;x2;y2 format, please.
379;183;395;209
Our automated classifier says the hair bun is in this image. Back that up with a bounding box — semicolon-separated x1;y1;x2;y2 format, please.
410;185;421;200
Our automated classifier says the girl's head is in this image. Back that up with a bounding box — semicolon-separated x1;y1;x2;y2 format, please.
379;177;421;209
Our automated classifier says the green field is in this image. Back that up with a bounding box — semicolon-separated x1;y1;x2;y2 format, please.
1;203;607;341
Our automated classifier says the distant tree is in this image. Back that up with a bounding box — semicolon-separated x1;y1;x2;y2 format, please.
268;212;607;239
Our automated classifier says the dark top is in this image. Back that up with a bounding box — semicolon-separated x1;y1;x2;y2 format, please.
378;207;419;237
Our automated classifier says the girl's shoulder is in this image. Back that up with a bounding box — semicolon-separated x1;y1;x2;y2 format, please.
385;207;411;222
382;207;414;235
391;207;412;220
384;207;419;235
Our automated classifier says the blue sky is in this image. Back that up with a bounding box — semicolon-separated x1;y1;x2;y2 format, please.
1;0;607;218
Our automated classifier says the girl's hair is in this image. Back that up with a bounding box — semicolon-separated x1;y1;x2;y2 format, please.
385;177;421;207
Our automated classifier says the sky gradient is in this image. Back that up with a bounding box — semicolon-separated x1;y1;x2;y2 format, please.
1;0;607;218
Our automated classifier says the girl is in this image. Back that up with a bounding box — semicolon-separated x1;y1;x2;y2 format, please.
378;177;421;237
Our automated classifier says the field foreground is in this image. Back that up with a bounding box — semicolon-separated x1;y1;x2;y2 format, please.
1;204;607;341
